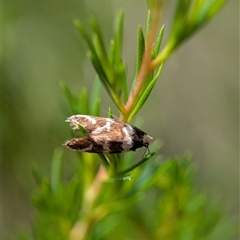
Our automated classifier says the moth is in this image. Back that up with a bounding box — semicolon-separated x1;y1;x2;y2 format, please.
63;115;153;154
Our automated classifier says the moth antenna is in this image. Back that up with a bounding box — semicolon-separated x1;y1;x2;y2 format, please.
141;146;148;160
146;145;151;155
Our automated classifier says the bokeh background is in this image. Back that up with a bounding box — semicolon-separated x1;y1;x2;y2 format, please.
2;0;239;238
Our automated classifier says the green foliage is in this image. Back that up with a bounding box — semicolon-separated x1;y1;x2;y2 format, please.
74;12;127;112
60;78;101;116
19;155;238;240
153;0;226;63
14;1;238;240
30;151;84;240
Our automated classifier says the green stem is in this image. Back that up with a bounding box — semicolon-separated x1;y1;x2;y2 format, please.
116;152;156;176
69;166;107;240
150;41;175;68
122;7;161;122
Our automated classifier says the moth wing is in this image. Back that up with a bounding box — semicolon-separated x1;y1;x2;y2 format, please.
66;115;117;133
90;131;133;153
63;132;131;153
63;137;95;152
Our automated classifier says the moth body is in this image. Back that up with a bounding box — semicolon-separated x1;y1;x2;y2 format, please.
63;115;152;154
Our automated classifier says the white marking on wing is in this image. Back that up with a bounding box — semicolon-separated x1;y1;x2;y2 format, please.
81;144;93;152
123;124;134;137
66;116;81;131
102;142;110;152
66;115;98;131
122;124;133;150
83;115;97;124
122;137;133;150
92;119;113;134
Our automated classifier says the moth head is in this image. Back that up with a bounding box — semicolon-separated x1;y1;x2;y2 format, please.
143;134;153;146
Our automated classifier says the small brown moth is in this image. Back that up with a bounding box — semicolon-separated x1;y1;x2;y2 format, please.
63;115;153;154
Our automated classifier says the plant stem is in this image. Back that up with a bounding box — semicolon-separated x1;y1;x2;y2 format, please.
69;166;107;240
150;41;174;68
121;7;162;122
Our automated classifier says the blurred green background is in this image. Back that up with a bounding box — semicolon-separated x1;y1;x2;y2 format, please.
2;0;239;238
